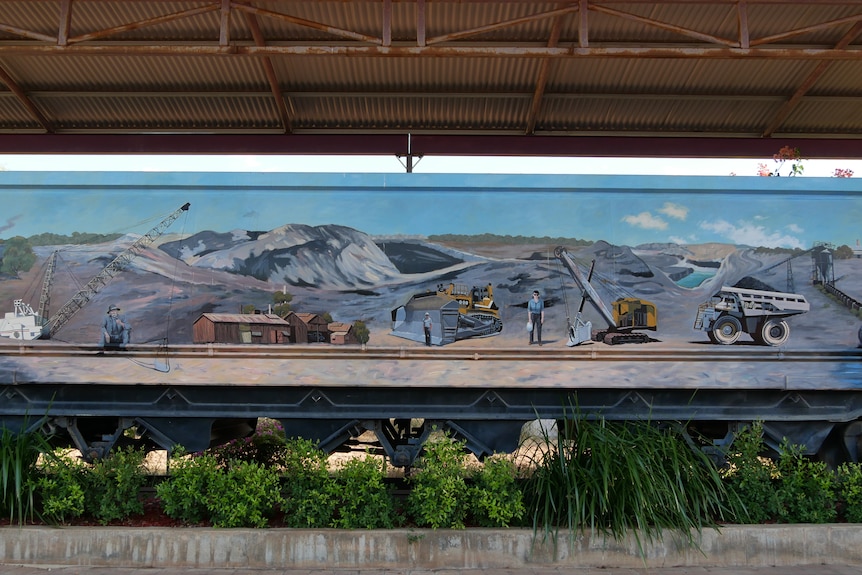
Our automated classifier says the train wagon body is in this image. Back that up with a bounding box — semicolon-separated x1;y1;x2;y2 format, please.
1;171;862;466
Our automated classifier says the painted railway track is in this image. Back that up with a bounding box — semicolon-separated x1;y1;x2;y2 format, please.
2;341;860;363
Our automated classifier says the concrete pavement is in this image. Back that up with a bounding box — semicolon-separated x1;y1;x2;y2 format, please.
2;567;862;575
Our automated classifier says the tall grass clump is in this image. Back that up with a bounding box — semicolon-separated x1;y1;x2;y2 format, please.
0;421;52;525
522;413;743;553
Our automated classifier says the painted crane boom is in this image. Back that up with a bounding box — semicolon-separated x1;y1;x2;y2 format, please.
43;202;190;338
36;250;57;322
555;246;617;328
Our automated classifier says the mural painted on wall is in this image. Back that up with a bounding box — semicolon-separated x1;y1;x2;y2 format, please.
0;171;861;388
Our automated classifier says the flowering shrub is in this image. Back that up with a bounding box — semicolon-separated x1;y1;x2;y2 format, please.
208;418;287;468
758;145;804;177
757;146;853;178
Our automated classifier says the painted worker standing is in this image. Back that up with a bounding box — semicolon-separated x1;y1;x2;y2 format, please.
100;304;131;349
423;312;433;346
528;290;544;345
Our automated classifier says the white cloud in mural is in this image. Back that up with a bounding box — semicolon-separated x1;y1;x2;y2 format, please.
658;202;688;220
622;211;668;230
700;219;804;249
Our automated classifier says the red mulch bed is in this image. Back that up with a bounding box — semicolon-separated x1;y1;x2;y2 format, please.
0;496;199;528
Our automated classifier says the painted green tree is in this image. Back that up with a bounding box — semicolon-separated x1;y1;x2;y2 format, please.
352;320;370;344
0;236;36;278
273;290;293;317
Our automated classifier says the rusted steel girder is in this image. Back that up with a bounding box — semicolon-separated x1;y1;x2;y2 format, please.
0;44;860;61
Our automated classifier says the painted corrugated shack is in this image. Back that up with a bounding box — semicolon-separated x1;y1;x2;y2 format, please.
328;322;355;345
192;313;290;344
281;312;307;344
294;312;329;343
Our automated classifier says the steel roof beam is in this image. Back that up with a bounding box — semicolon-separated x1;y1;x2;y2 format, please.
66;5;219;45
1;44;860;61
0;65;53;132
524;7;567;135
243;11;294;134
762;20;862;138
2;134;862;159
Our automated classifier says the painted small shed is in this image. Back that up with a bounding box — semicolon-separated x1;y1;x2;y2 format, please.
294;312;329;343
328;322;355;345
192;313;290;344
281;311;307;344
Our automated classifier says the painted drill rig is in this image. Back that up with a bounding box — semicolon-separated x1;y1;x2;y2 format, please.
555;246;658;345
693;285;809;346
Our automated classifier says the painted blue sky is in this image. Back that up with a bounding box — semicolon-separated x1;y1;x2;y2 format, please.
1;171;861;249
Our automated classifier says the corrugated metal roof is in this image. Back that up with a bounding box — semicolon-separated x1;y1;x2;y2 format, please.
1;1;862;158
199;313;288;325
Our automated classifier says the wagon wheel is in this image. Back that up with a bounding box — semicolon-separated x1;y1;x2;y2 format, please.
711;315;742;345
760;318;790;346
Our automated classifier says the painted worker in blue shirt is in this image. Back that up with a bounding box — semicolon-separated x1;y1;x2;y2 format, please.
528;290;544;345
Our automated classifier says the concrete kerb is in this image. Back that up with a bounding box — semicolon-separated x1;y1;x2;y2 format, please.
2;525;862;570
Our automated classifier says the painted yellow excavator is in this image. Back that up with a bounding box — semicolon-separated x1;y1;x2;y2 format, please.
554;246;657;345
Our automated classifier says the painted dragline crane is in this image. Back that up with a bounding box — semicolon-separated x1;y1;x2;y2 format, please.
42;202;190;338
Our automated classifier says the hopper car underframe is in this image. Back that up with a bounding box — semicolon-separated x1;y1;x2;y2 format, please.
3;344;862;467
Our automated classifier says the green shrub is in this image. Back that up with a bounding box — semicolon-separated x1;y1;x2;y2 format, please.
468;454;525;528
773;440;836;524
0;423;52;525
330;454;398;529
157;449;220;524
280;437;336;527
206;460;284;528
407;434;469;529
721;422;776;524
836;462;862;522
36;451;87;524
81;446;148;524
158;448;283;527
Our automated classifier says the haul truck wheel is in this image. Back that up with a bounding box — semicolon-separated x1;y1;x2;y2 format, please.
712;315;742;345
761;319;790;346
